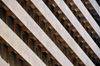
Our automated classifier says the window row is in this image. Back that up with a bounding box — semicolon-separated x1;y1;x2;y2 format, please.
64;0;100;48
0;4;61;66
42;0;100;65
14;0;85;66
0;42;30;66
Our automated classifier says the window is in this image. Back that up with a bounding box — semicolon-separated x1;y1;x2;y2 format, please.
17;59;23;66
50;5;54;13
48;58;53;66
15;24;21;37
27;6;33;18
46;28;51;37
72;58;76;65
57;40;61;49
16;0;19;2
64;0;67;3
70;30;73;37
23;31;28;45
34;14;39;24
60;18;64;26
21;0;26;10
30;39;34;52
67;52;71;60
0;8;6;22
1;44;7;62
42;52;47;64
62;46;66;56
54;64;58;66
55;12;59;20
36;45;41;58
9;52;15;66
52;34;56;43
40;21;45;31
77;63;81;66
7;16;14;30
65;25;69;31
75;36;78;43
43;0;48;6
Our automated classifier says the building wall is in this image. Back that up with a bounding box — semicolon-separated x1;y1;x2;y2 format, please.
0;0;100;66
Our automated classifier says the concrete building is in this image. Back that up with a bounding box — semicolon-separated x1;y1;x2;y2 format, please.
0;0;100;66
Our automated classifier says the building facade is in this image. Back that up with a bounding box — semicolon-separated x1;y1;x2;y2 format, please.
0;0;100;66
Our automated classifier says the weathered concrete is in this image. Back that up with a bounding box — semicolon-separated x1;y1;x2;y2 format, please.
0;57;10;66
31;0;94;66
73;0;100;37
54;0;100;59
1;0;73;66
0;19;46;66
89;0;100;16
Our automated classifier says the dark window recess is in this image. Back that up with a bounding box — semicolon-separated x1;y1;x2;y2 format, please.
55;12;59;20
75;36;78;43
67;52;71;60
54;64;58;66
70;30;73;37
15;24;21;37
30;39;34;52
34;14;39;24
21;0;26;10
96;0;100;6
16;0;19;2
57;40;61;49
17;59;23;66
27;6;33;18
46;28;51;37
77;63;81;66
9;52;15;66
7;16;14;30
36;45;41;58
62;46;66;56
52;34;56;43
43;0;48;6
73;58;76;65
48;58;53;66
65;25;69;31
50;5;54;13
42;52;47;64
23;31;28;45
64;0;67;3
60;18;64;26
0;8;6;22
40;21;45;31
1;44;7;62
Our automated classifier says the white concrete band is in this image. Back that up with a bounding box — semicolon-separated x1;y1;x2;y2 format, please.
73;0;100;37
0;57;10;66
54;0;100;58
0;19;46;66
29;0;94;66
1;0;73;66
89;0;100;16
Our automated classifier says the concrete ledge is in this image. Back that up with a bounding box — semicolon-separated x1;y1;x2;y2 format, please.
0;19;46;66
0;57;10;66
28;0;94;66
1;0;73;66
54;0;100;59
89;0;100;16
73;0;100;37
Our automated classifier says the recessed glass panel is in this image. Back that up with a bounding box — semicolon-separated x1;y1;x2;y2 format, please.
1;44;7;62
9;52;15;66
8;16;14;30
42;52;47;64
15;24;21;37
